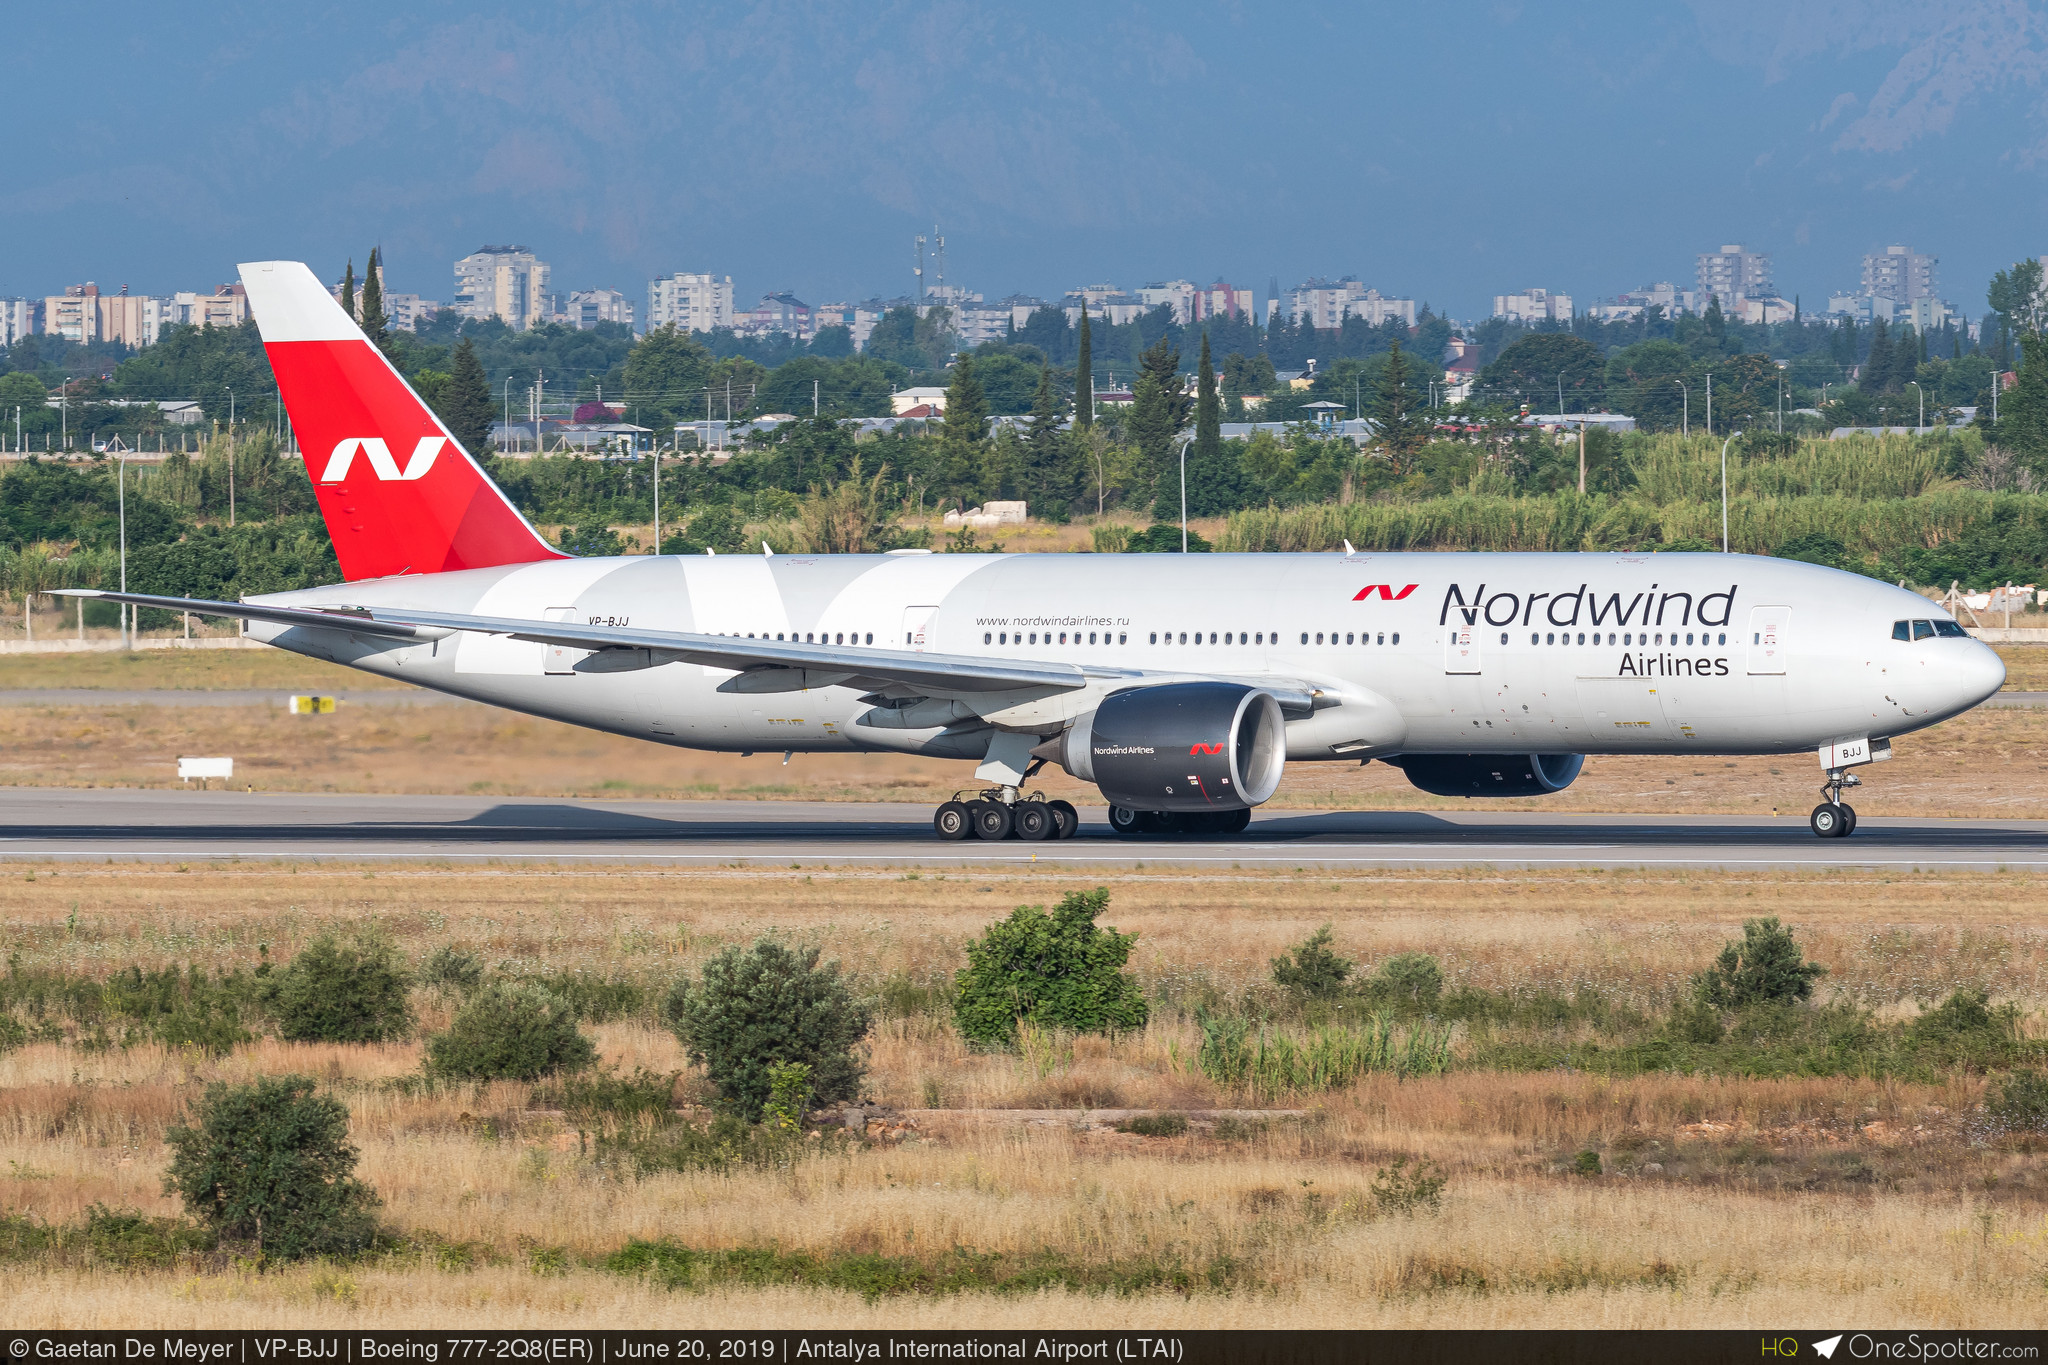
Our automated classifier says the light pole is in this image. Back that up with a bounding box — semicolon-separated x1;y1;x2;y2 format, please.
1674;379;1688;437
117;451;128;648
1720;430;1743;555
1178;434;1196;552
503;378;513;452
1705;372;1713;436
1907;380;1924;432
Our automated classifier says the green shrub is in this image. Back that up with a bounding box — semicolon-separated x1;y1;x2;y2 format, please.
596;1113;833;1178
425;982;596;1081
531;971;643;1023
162;1075;382;1260
1370;1156;1447;1214
263;935;412;1043
1363;953;1445;1012
1989;1069;2048;1132
1270;924;1351;999
82;1205;215;1268
101;964;254;1054
418;946;483;993
663;938;871;1119
1572;1150;1603;1177
1695;918;1827;1008
1196;1015;1453;1097
1116;1112;1188;1138
536;1066;679;1130
762;1062;813;1132
1907;989;2022;1068
953;888;1147;1047
0;1013;26;1053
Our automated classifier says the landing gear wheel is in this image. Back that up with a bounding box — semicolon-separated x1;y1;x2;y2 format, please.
1142;811;1179;835
1809;802;1847;838
1108;806;1144;838
1014;803;1053;841
1047;800;1079;840
1838;803;1857;836
1219;807;1252;834
971;801;1014;841
933;801;972;841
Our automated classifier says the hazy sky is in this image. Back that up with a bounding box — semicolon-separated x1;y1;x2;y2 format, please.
10;1;2047;320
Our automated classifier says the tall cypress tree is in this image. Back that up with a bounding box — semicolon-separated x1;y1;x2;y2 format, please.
1073;304;1093;428
1863;319;1894;393
359;247;389;350
1192;331;1220;467
1024;364;1070;518
1374;339;1422;471
339;260;356;324
439;338;495;454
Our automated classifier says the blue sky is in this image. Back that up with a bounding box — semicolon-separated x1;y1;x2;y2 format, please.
9;1;2047;320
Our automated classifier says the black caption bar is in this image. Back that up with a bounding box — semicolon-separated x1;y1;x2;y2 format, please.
2;1334;2045;1365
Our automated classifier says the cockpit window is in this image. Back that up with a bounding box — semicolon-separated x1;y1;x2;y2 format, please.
1892;620;1910;641
1912;620;1935;641
1933;619;1968;638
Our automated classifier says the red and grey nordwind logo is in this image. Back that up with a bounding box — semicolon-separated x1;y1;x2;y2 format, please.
1353;583;1418;602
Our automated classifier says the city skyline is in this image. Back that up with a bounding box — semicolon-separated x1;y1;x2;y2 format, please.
6;2;2048;321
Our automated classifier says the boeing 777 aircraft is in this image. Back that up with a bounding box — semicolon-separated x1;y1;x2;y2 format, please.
63;261;2007;841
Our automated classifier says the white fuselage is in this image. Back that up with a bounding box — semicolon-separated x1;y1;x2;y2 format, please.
247;551;2005;768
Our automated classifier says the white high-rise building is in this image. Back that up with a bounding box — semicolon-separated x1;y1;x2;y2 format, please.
453;246;550;329
0;298;32;346
1286;277;1416;329
1137;280;1197;324
564;289;634;330
1861;244;1938;304
1695;244;1772;310
646;272;734;333
1492;288;1573;324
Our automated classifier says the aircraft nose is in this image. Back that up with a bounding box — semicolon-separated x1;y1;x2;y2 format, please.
1953;640;2007;708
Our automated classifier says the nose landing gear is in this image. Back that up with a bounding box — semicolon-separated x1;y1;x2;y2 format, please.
1809;768;1861;838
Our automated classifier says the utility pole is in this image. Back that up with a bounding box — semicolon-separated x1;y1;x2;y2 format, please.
1578;421;1586;495
1705;373;1713;436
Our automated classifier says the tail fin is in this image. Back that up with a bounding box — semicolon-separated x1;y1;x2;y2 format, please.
240;260;565;581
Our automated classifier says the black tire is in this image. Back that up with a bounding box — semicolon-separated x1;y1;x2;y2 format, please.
1014;803;1053;841
1809;802;1845;838
972;801;1014;840
1839;803;1857;836
1048;800;1079;839
1137;810;1174;834
1219;807;1252;834
1108;806;1145;838
934;801;972;841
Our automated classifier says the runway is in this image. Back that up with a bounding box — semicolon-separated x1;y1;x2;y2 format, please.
1;787;2044;870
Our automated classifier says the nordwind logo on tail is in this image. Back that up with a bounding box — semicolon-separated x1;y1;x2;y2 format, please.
320;436;446;483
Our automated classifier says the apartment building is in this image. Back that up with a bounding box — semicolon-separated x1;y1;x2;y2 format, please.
1137;280;1196;324
736;292;813;339
0;299;31;347
1862;244;1938;304
1287;278;1416;329
563;289;634;330
1492;287;1573;324
1695;244;1772;310
453;246;550;329
647;272;734;333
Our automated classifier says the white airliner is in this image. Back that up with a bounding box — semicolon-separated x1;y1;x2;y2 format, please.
63;261;2006;841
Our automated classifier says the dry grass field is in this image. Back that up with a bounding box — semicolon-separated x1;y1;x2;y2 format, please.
0;863;2045;1325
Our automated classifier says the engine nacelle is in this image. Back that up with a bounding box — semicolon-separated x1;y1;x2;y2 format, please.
1057;682;1286;812
1387;753;1585;797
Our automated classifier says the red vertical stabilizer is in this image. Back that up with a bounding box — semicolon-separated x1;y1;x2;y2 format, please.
239;260;566;582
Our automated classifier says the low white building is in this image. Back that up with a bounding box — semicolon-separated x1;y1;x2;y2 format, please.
1493;288;1573;323
891;387;949;416
943;501;1027;529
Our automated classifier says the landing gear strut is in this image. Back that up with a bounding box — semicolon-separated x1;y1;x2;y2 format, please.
932;785;1079;842
1809;768;1861;839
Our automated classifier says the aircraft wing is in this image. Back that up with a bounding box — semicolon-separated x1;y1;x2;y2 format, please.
48;589;1128;697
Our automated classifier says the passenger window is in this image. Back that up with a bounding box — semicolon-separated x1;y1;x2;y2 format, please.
1377;633;1385;645
1118;633;1127;644
1502;633;1511;645
1715;633;1724;645
983;633;991;644
1934;620;1967;638
1391;632;1400;644
1315;633;1324;645
1180;632;1188;644
1912;620;1935;641
1300;633;1309;645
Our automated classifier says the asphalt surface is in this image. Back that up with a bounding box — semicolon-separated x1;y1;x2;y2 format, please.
0;788;2043;870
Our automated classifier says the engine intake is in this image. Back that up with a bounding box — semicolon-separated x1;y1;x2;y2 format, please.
1387;753;1585;797
1058;682;1286;812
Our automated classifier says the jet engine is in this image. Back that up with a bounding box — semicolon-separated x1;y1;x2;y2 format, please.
1386;753;1585;797
1055;682;1286;812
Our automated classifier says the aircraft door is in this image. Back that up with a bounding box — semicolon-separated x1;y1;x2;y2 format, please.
1444;624;1481;674
902;605;940;652
1747;606;1790;675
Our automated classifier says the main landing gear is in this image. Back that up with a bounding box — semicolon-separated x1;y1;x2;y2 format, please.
1809;768;1861;839
933;788;1079;842
1107;806;1252;838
